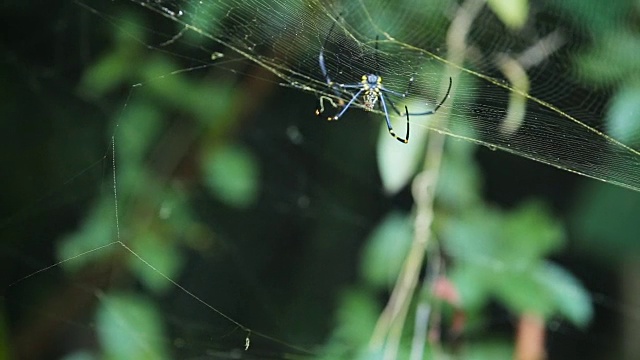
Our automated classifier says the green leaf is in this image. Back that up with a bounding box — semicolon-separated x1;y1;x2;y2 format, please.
202;144;260;208
551;0;628;34
79;50;131;97
333;290;379;345
128;231;185;294
449;262;492;310
443;201;570;319
499;200;564;264
116;102;163;166
78;13;145;97
436;114;482;209
607;83;640;146
376;115;428;195
318;289;380;360
56;199;116;272
61;351;97;360
495;266;555;316
488;0;528;30
360;212;413;289
183;0;226;43
436;152;482;210
576;32;640;85
443;201;563;268
96;294;168;360
537;262;593;327
461;339;513;360
442;206;502;263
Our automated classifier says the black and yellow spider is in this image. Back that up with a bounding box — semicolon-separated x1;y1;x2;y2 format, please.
317;22;452;144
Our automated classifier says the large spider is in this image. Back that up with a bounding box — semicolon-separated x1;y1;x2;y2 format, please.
317;22;452;144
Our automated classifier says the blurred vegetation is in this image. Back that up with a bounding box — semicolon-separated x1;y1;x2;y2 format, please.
2;0;640;360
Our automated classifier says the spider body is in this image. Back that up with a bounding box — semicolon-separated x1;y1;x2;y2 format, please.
361;74;382;111
317;20;452;144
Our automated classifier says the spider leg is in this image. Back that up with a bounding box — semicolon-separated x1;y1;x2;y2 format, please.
403;77;452;116
384;93;404;116
318;50;343;100
317;20;347;108
404;110;434;116
318;19;361;115
319;21;337;86
382;88;406;98
339;84;365;89
319;49;330;84
380;77;415;115
379;92;409;143
330;88;365;121
374;35;381;75
381;77;414;98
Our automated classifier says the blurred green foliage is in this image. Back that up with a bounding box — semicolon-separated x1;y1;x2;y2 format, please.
58;7;253;359
360;212;413;288
444;201;591;327
202;143;259;209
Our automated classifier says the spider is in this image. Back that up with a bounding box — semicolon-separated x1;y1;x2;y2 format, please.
317;22;452;144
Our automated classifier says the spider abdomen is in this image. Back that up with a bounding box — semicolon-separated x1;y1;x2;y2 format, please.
363;90;379;111
362;74;382;111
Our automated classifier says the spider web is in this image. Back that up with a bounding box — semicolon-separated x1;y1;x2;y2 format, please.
122;0;640;192
3;0;640;359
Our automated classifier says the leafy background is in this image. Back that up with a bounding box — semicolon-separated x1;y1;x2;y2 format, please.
1;0;640;359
